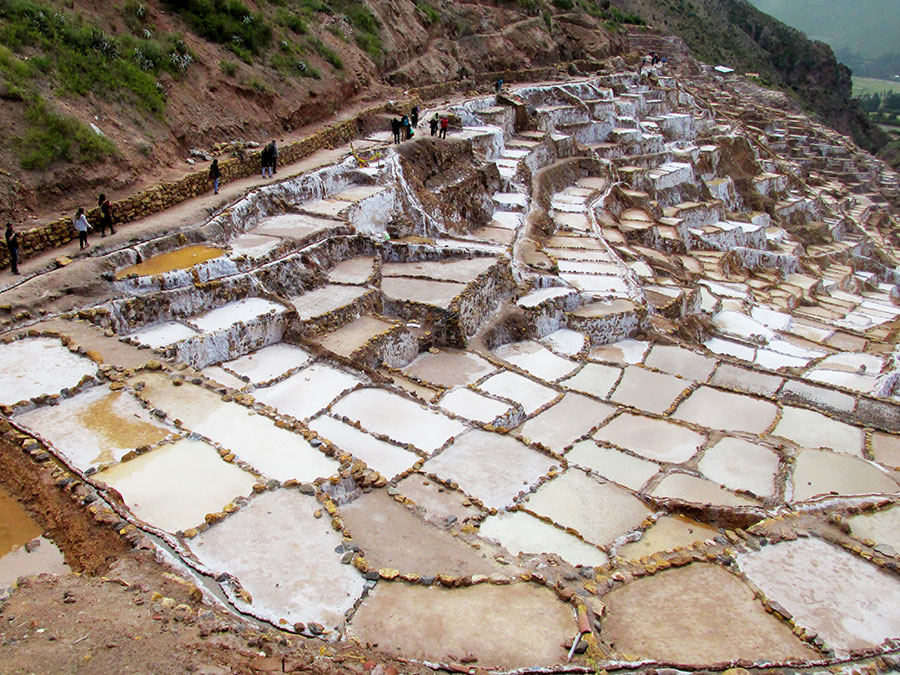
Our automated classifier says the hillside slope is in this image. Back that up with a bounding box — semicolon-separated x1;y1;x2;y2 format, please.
611;0;890;155
0;0;627;225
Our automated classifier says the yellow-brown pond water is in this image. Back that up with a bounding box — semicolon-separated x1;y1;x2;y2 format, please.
115;246;226;280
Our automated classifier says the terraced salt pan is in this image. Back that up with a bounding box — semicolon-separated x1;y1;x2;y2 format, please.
422;430;555;510
347;584;574;669
128;322;199;349
187;298;286;333
602;564;816;664
309;415;417;479
848;506;900;553
589;338;649;364
132;372;338;482
817;352;884;374
610;366;688;414
517;286;577;309
871;432;900;469
651;472;757;506
381;277;466;309
644;344;716;382
114;245;225;280
327;256;375;284
771;406;863;456
539;329;587;357
704;337;756;361
331;388;466;454
698;437;779;498
594;413;704;463
560;273;630;296
616;515;718;560
491;211;523;229
713;310;774;341
806;368;879;394
438;388;513;425
402;348;495;388
381;257;497;283
516;393;615;453
229;233;280;258
393;474;483;526
711;363;783;396
254;363;362;421
190;490;365;630
524;469;650;548
16;387;172;471
755;348;814;370
566;440;659;491
477;371;559;416
673;386;778;434
220;343;311;385
493;340;579;381
560;362;621;399
479;510;609;567
290;285;369;321
97;438;256;532
251;213;343;239
315;315;395;358
790;449;898;501
738;537;900;655
0;338;97;405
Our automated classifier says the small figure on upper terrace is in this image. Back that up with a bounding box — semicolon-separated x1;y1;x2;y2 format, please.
209;158;221;195
439;115;449;139
391;117;401;144
430;114;439;137
495;77;503;95
401;114;412;140
73;208;92;250
97;193;115;237
269;140;278;174
261;143;273;178
5;222;19;275
411;106;419;128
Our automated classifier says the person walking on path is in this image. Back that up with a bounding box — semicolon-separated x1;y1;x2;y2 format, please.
429;115;439;137
411;106;419;128
391;117;401;144
400;114;412;140
73;208;92;250
495;77;503;95
269;140;278;175
97;193;115;237
5;222;19;275
209;159;221;195
261;143;273;178
439;115;449;139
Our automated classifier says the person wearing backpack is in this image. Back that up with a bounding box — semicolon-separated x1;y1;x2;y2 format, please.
97;193;115;236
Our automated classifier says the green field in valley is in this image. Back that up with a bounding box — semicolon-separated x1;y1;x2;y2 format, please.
853;77;900;96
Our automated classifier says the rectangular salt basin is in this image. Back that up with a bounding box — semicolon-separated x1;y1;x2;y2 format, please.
594;412;704;463
97;438;257;532
128;322;199;349
673;386;777;434
381;277;466;309
0;337;98;405
516;393;615;453
331;388;467;454
479;510;608;567
698;437;779;498
402;349;496;388
493;340;579;382
438;388;513;425
477;371;559;416
559;273;630;296
517;287;578;309
422;430;555;510
221;343;311;385
540;329;588;357
566;440;659;491
254;363;363;421
650;472;757;507
588;338;649;365
229;233;280;258
771;406;864;456
16;386;172;471
561;363;622;399
189;490;366;630
132;372;339;482
316;316;395;358
381;257;498;284
290;285;370;321
252;213;343;239
309;415;418;479
187;298;286;334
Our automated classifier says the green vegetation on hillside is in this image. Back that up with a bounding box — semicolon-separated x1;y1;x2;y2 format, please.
19;97;118;170
853;77;900;97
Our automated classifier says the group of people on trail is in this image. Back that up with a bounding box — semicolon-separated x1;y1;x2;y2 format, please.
638;51;667;75
67;193;116;252
393;105;450;142
261;140;278;178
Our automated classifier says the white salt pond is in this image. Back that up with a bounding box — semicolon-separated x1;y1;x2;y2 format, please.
187;298;286;333
438;388;513;424
290;285;369;320
516;393;614;452
254;363;362;421
594;412;704;463
381;277;465;309
560;362;622;399
132;372;339;482
523;469;650;548
97;438;256;532
128;321;199;349
737;537;900;655
308;415;418;479
588;338;649;364
539;329;587;357
566;440;659;492
423;430;555;510
381;257;497;283
673;386;777;434
0;337;97;405
790;449;898;501
493;340;579;381
479;510;608;567
848;506;900;554
644;344;716;382
650;472;757;507
331;388;467;454
698;437;779;498
220;343;311;385
771;406;864;456
190;490;366;630
477;370;559;416
517;286;577;309
402;348;496;388
609;366;688;414
327;256;375;284
16;386;172;471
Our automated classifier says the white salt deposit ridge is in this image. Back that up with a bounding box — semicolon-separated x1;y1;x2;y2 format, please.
187;298;286;333
480;510;609;567
254;363;362;421
308;414;419;480
128;321;199;349
220;343;312;385
0;337;97;405
133;372;338;482
331;388;467;454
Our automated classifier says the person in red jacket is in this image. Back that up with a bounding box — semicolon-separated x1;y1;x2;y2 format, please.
439;115;449;139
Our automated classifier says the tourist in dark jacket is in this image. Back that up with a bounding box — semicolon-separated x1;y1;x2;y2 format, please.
430;115;439;137
411;106;419;128
209;159;221;194
97;193;115;236
261;143;272;178
5;222;19;275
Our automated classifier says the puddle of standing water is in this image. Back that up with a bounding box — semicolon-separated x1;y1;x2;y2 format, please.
115;245;226;280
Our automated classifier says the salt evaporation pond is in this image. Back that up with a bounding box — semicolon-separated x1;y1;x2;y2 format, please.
479;510;609;567
115;245;226;280
308;414;419;479
254;363;362;421
0;486;68;587
0;337;97;405
219;343;311;385
128;321;199;349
